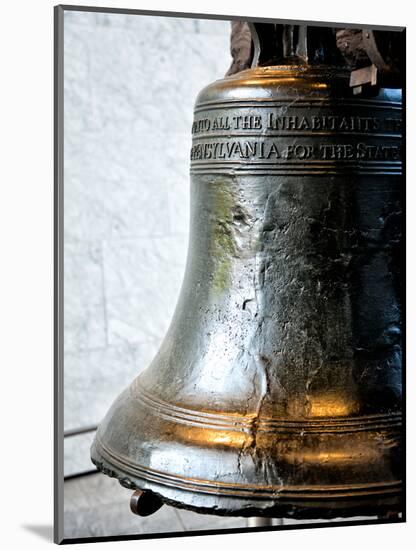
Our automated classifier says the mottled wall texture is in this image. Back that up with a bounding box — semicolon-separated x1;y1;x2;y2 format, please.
64;11;231;476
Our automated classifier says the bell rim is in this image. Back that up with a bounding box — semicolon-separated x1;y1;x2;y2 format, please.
91;438;402;518
91;434;402;500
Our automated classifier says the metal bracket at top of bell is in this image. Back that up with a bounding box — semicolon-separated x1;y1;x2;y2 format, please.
246;22;402;97
248;22;343;67
348;29;403;94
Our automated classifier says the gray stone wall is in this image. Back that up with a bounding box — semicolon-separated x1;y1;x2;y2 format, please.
63;10;231;475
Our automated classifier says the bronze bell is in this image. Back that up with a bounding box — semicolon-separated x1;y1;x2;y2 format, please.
91;23;402;519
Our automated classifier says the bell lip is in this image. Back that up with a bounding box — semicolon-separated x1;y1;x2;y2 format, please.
91;377;402;517
90;438;402;519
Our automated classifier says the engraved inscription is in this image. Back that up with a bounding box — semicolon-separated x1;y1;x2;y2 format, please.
190;140;402;162
190;105;402;173
192;113;402;135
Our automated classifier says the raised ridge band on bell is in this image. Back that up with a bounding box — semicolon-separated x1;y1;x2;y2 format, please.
132;380;401;434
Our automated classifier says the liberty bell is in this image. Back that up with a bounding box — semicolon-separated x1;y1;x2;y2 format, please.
91;23;403;519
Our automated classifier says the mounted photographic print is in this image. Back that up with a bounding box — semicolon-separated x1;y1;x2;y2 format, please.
54;4;405;544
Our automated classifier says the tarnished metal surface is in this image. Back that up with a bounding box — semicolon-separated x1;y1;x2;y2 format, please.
91;60;402;518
